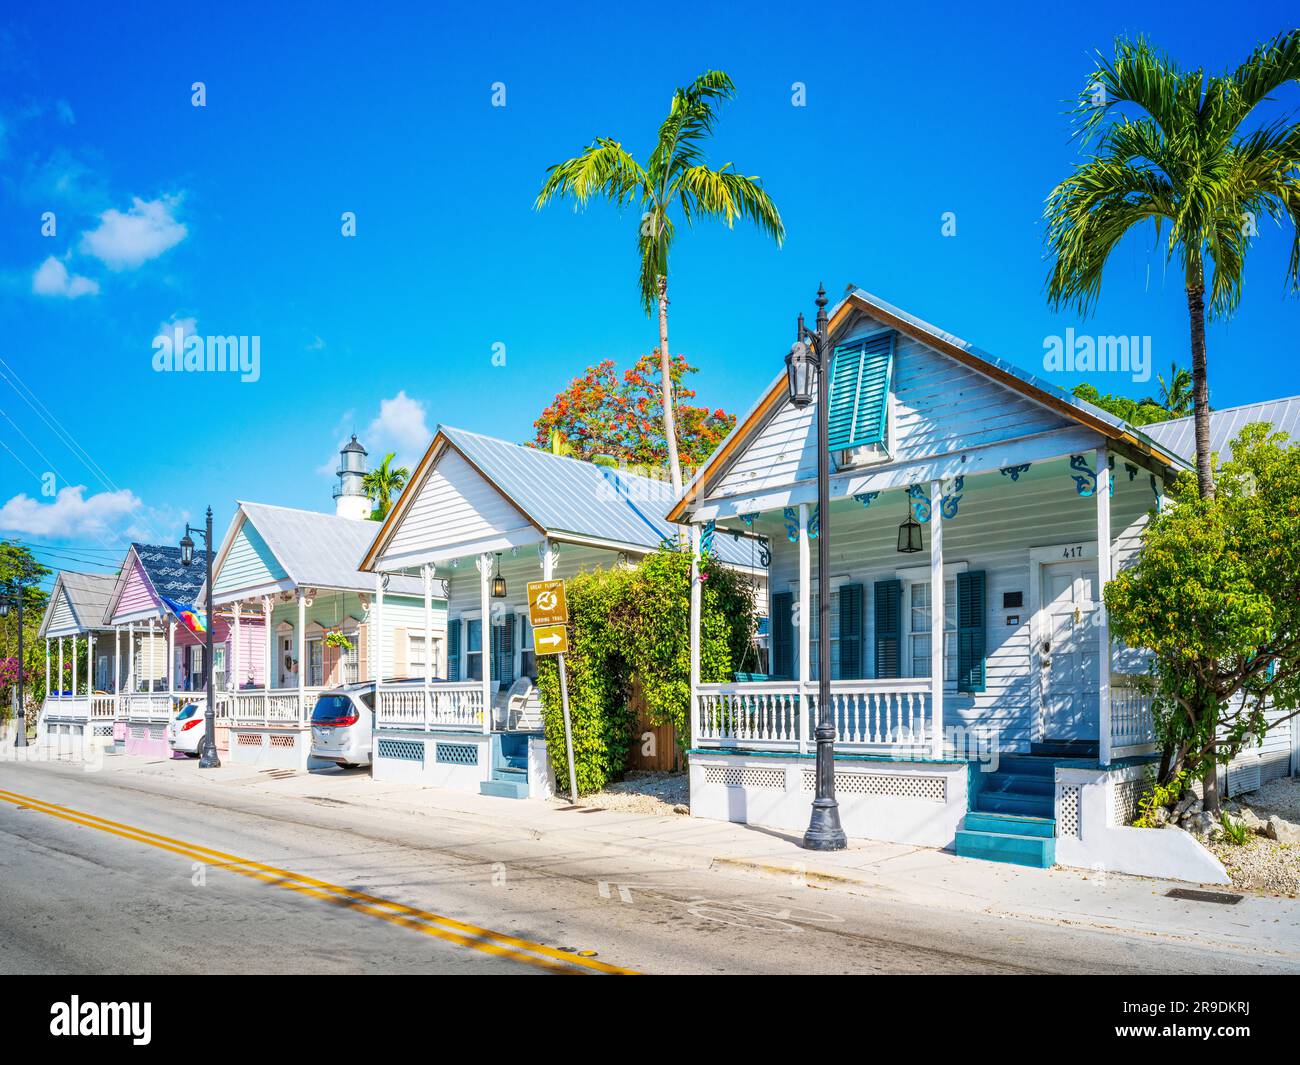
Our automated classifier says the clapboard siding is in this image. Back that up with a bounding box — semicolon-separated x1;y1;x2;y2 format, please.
112;556;161;622
712;310;1073;499
767;461;1153;751
46;589;79;636
379;595;448;681
214;518;287;596
384;447;533;560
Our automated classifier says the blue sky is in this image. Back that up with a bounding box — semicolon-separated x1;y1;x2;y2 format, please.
1;1;1297;582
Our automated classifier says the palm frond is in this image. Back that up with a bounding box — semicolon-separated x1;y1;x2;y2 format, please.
674;164;785;244
648;70;737;192
1077;36;1195;144
637;209;674;313
534;138;650;211
1224;29;1300;126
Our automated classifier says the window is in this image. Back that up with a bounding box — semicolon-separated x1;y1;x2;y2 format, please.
519;614;536;680
908;579;957;683
307;637;324;687
466;619;482;681
213;644;227;692
407;633;443;678
341;636;359;685
807;590;840;681
188;644;205;691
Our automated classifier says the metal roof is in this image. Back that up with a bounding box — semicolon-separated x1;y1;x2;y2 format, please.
441;426;756;567
238;501;423;596
38;570;119;636
1143;396;1300;464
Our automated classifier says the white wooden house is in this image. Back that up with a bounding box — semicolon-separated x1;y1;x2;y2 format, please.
359;425;763;799
670;287;1231;882
34;570;119;753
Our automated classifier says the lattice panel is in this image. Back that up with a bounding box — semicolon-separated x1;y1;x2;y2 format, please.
237;733;264;747
378;738;425;764
1111;778;1142;826
435;742;478;766
93;724;113;737
703;765;786;791
801;770;945;802
268;734;295;749
130;727;148;739
1058;784;1081;837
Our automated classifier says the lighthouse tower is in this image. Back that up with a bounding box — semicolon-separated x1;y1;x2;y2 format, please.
334;435;371;520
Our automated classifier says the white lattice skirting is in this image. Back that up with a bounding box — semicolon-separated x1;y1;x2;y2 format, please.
227;727;310;771
372;730;491;792
690;755;969;848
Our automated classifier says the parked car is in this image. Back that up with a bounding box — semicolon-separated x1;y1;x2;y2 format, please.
309;683;378;768
168;701;207;756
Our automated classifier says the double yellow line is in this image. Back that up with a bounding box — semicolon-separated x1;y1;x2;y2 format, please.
0;786;636;975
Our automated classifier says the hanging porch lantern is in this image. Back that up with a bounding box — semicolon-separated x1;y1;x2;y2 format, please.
897;514;923;553
491;553;507;598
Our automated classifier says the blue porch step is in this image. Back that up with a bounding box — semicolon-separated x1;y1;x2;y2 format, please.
480;768;529;799
955;826;1055;868
975;791;1054;818
1030;739;1098;760
963;811;1055;838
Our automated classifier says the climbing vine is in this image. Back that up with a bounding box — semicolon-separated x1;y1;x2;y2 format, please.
536;546;755;796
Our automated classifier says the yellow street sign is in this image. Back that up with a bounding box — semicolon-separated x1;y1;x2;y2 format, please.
532;624;568;656
527;579;568;627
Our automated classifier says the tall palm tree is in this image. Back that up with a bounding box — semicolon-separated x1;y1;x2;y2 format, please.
1046;32;1300;500
535;70;785;493
1153;362;1194;418
362;452;409;521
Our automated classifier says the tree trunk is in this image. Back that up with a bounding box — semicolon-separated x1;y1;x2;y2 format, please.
657;275;684;494
1185;283;1214;500
1201;747;1220;814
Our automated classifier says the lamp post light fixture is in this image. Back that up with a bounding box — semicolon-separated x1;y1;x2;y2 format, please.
180;507;220;769
490;553;507;599
897;513;924;553
0;561;31;747
787;285;847;852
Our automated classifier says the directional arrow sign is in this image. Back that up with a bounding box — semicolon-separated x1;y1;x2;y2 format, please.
527;580;568;627
532;623;568;656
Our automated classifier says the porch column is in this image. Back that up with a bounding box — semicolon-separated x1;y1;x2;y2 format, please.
70;636;77;698
797;502;811;754
87;631;95;694
541;538;554;581
1096;446;1113;766
479;552;492;735
261;596;274;691
689;525;702;748
113;627;120;694
373;573;385;688
422;564;434;727
297;593;307;721
44;639;50;703
147;619;156;694
929;479;944;759
167;617;176;696
232;602;242;692
127;622;135;692
58;638;64;698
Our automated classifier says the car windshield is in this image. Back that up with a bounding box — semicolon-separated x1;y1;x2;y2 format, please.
311;695;357;723
177;704;199;720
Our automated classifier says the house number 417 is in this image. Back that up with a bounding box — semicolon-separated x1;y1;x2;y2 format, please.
1061;545;1085;559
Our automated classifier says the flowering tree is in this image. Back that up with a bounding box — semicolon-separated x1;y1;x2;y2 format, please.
532;352;735;473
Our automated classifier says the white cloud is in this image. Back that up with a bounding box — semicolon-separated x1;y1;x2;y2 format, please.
80;194;187;270
366;390;432;464
0;485;141;538
31;255;99;298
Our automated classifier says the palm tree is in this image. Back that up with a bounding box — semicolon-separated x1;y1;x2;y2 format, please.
362;452;409;521
1045;32;1300;500
1153;362;1194;418
535;70;785;493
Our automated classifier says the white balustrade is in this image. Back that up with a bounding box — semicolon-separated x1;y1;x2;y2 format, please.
1110;681;1156;749
376;683;485;731
89;695;117;719
228;688;322;726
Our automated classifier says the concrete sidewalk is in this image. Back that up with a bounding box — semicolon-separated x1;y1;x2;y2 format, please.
32;749;1300;963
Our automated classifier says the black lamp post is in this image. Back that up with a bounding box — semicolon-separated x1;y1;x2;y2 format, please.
786;285;847;852
180;508;220;769
0;565;30;748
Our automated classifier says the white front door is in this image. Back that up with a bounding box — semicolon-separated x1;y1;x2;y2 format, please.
1039;560;1101;740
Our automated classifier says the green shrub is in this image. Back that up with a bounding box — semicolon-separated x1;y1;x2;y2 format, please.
1133;769;1188;828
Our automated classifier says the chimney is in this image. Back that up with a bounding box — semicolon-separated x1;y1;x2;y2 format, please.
334;435;371;520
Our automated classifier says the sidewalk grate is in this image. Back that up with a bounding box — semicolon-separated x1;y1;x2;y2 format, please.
1165;887;1243;905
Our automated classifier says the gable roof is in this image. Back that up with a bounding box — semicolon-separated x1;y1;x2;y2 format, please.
37;571;118;637
1143;396;1300;464
209;501;424;599
668;287;1192;523
362;425;755;571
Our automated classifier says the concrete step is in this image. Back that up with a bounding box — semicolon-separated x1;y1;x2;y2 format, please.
479;777;529;799
955;828;1055;869
975;791;1054;818
963;811;1056;839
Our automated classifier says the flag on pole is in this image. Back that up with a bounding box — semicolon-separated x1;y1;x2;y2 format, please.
161;596;208;635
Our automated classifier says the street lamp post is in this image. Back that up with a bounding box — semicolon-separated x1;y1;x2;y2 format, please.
785;284;847;851
0;566;30;748
180;507;220;769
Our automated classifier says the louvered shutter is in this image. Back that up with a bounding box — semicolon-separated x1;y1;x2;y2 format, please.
447;619;461;681
874;579;901;678
839;584;864;679
771;592;793;679
957;570;987;693
827;333;895;451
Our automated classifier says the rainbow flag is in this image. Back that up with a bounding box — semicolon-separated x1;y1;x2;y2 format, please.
161;596;208;636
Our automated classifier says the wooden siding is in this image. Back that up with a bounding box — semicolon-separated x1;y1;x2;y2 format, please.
111;555;161;622
710;310;1073;501
214;517;287;597
765;461;1153;751
45;588;79;636
382;446;534;563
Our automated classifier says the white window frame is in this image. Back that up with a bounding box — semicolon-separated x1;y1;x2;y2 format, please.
462;611;483;682
406;630;445;680
896;561;967;690
306;635;324;687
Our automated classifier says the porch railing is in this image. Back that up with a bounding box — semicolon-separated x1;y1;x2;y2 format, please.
41;695;91;723
1110;681;1157;750
229;688;323;727
376;683;486;731
122;694;175;722
695;678;933;754
90;695;117;719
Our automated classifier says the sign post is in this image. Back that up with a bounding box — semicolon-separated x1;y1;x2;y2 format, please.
528;580;578;803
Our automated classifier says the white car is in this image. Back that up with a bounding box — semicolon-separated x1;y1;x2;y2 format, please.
168;702;208;756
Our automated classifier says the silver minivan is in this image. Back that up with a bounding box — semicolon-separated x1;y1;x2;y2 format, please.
309;683;377;767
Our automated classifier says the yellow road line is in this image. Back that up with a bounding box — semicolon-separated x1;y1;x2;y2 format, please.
0;786;637;976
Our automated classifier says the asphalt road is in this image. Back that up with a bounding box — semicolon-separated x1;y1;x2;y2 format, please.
0;758;1293;975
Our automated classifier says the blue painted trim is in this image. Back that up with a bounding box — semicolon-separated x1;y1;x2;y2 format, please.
783;506;799;543
688;747;969;767
852;491;880;509
906;483;931;523
999;463;1031;482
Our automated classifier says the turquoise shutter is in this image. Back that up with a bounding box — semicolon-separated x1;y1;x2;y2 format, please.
957;571;987;693
771;592;793;679
498;615;516;686
447;619;461;680
827;333;895;452
874;579;901;678
839;584;864;679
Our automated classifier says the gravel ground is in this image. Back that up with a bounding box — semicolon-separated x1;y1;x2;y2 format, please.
565;771;689;815
1210;778;1300;896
